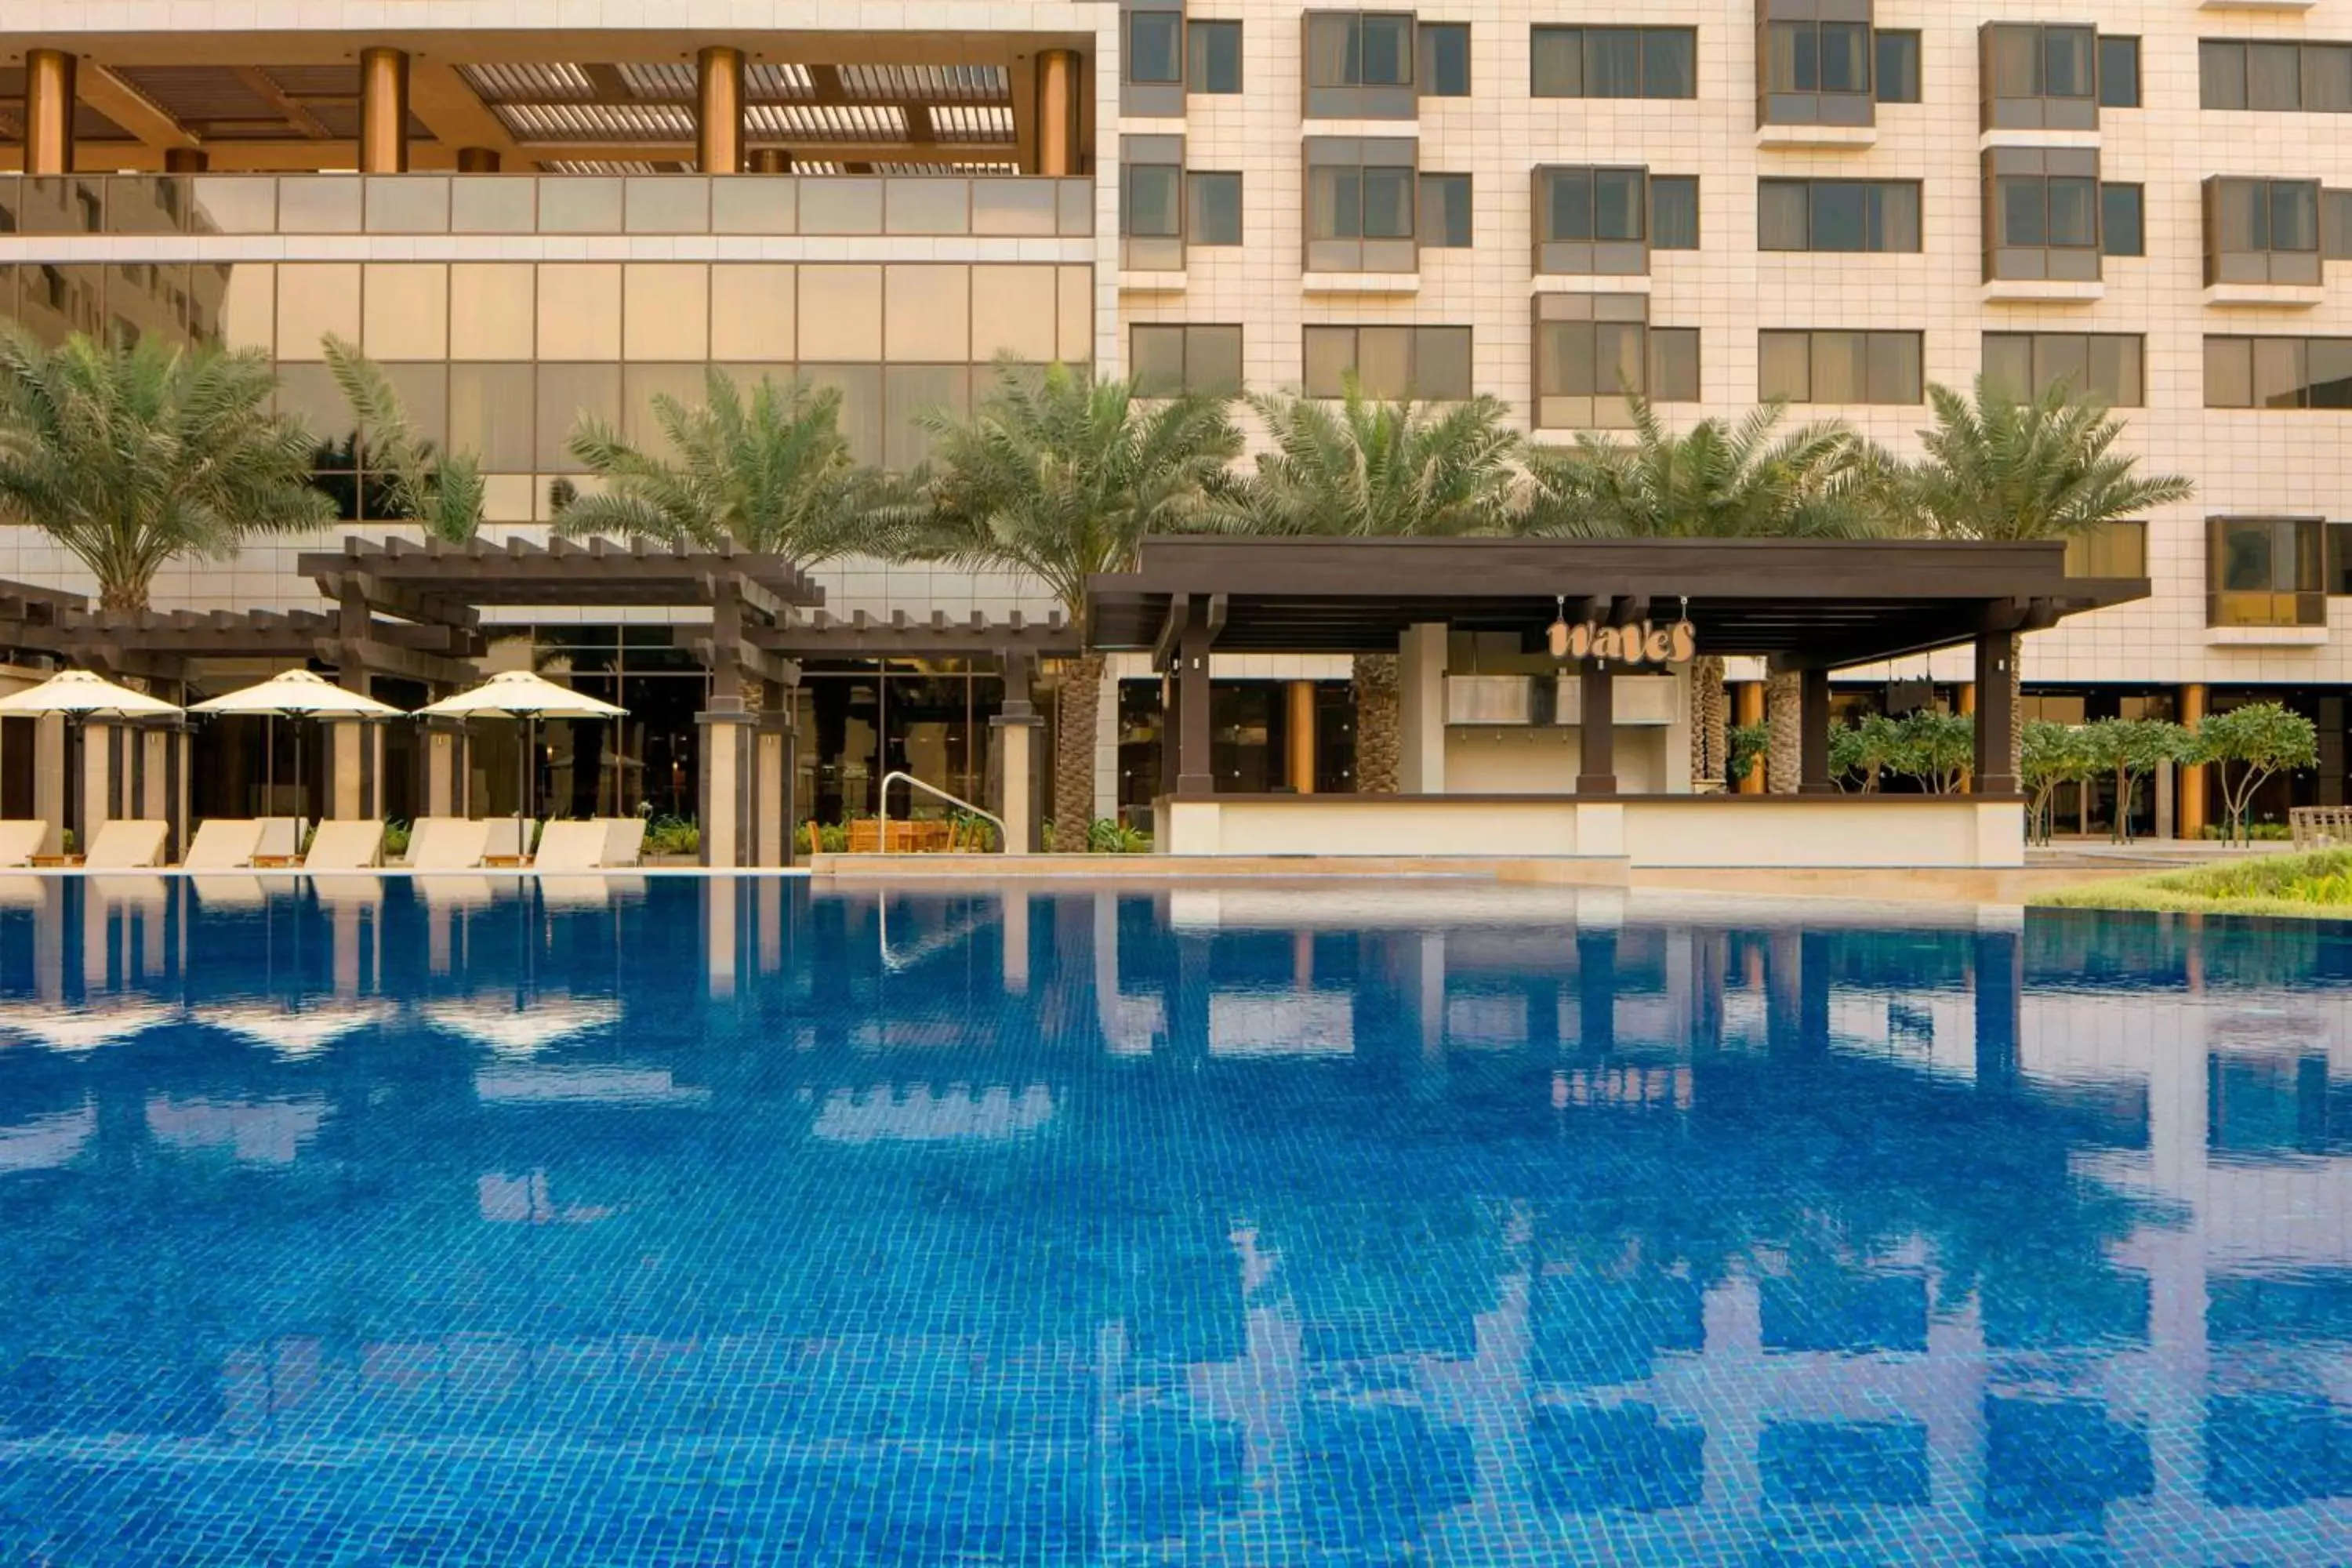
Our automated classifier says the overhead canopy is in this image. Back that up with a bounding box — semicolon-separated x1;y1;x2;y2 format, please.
1087;537;2149;669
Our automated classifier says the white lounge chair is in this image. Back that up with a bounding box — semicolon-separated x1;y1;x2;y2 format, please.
482;818;525;862
256;818;306;860
182;818;264;871
599;817;648;868
0;820;47;868
303;820;383;871
82;819;169;870
408;818;492;872
531;820;609;873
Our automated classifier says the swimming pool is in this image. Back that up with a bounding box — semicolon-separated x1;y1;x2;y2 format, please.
0;877;2347;1564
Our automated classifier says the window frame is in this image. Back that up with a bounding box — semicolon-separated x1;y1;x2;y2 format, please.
1301;323;1474;401
1417;172;1472;248
1185;170;1243;248
2101;183;2145;257
2204;334;2352;409
1982;22;2100;131
1305;139;1421;271
2207;515;2327;627
1649;175;1700;251
1756;177;1922;254
1758;328;1924;405
1875;29;1922;103
1534;165;1652;275
1124;9;1186;86
1188;19;1244;95
2205;175;2324;285
2201;38;2352;113
1984;147;2103;283
1982;330;2146;407
2096;35;2141;108
1760;15;1875;128
1418;22;1471;97
1131;322;1244;397
1530;26;1698;100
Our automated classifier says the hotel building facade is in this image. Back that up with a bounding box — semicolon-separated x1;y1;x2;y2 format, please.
1;0;2350;836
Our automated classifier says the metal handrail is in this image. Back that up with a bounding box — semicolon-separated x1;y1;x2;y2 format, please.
879;771;1006;853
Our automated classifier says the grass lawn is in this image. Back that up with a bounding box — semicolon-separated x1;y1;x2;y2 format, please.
2036;847;2352;918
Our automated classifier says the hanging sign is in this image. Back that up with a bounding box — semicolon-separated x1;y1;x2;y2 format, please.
1548;615;1697;666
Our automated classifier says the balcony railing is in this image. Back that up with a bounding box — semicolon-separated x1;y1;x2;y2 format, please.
0;173;1096;241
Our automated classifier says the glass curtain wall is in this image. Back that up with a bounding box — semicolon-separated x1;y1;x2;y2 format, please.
793;660;1007;829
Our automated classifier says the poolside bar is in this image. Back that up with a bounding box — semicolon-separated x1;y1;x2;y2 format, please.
1088;537;2147;871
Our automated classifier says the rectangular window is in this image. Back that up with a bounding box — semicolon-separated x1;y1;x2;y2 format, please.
1984;23;2099;130
1126;10;1184;85
1305;140;1419;271
1535;165;1651;274
2326;190;2352;260
1984;147;2102;281
2098;36;2141;107
1302;325;1472;400
1533;292;1651;429
2201;39;2352;112
1762;17;1874;126
1187;172;1242;246
1189;20;1243;93
1122;144;1185;270
2065;520;2147;579
1756;179;1922;252
1123;163;1181;238
1307;12;1415;87
1530;26;1697;99
1983;332;2145;407
1650;176;1700;250
1650;326;1701;402
2205;176;2323;285
1419;23;1470;96
2209;516;2325;626
1875;30;1922;103
1418;173;1472;247
2102;183;2145;256
2205;336;2352;408
1132;324;1243;397
1758;329;1923;405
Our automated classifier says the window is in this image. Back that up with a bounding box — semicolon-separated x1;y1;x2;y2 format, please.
2102;183;2145;257
2065;521;2147;579
2327;190;2352;260
1305;139;1418;270
1187;172;1241;246
1533;294;1693;429
2205;176;2321;285
1127;10;1184;85
1133;324;1243;396
1983;23;2099;130
1983;332;2145;406
1757;179;1921;252
1876;30;1922;103
1984;147;2102;282
2201;40;2352;112
2209;516;2325;626
2098;36;2140;107
1419;23;1469;96
1121;140;1185;270
1758;329;1922;404
2204;336;2352;408
1650;176;1700;250
1302;325;1472;400
1535;166;1650;274
1530;27;1697;99
1418;173;1471;247
1307;12;1414;86
1762;14;1874;126
1189;20;1243;93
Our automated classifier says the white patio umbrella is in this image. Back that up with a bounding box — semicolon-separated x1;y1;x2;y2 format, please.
190;670;403;831
416;671;626;851
0;670;183;847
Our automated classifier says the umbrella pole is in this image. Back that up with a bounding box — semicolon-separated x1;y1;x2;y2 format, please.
266;713;275;822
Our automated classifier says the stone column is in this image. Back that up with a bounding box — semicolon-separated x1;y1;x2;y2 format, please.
140;720;188;864
696;45;746;174
755;712;791;868
1972;632;2019;796
696;699;756;868
1286;681;1317;793
1576;662;1617;795
1765;669;1802;795
1799;668;1834;794
748;148;792;173
2177;682;2209;839
24;49;77;176
420;717;466;819
1035;49;1079;176
358;47;411;173
1174;623;1214;796
1396;623;1448;793
80;719;123;849
1733;681;1766;795
993;706;1044;854
33;713;67;855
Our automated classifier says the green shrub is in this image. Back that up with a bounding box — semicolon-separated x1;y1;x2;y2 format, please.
643;815;700;856
1087;817;1151;853
382;819;412;858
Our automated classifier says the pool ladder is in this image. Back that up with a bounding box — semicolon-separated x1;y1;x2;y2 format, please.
878;771;1007;854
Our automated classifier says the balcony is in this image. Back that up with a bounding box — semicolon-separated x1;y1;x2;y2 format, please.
0;172;1097;241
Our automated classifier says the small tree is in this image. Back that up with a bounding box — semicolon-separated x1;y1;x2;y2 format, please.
1830;712;1907;793
1727;721;1770;788
2020;720;2089;846
2196;702;2319;846
1895;709;1976;795
2082;717;2194;844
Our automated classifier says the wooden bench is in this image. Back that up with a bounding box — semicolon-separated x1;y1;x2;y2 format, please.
2290;806;2352;848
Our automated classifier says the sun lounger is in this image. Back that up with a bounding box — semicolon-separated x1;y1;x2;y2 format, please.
599;817;648;868
182;818;265;871
256;818;306;860
0;821;48;868
303;820;383;871
482;818;525;862
408;818;492;872
531;820;609;873
82;819;169;870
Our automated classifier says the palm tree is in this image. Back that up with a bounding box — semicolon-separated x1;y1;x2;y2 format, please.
1232;383;1520;793
0;329;335;612
323;335;485;543
559;368;874;558
886;363;1242;851
1516;397;1879;791
1906;377;2193;779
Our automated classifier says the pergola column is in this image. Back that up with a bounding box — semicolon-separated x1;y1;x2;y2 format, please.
138;718;190;864
697;696;757;868
1733;681;1766;794
1174;622;1214;796
992;653;1046;852
358;47;410;173
1035;49;1080;176
2177;682;2209;837
32;714;67;856
419;716;468;819
24;49;76;176
328;721;383;821
1577;662;1617;796
79;717;126;849
748;148;792;174
755;709;793;868
1799;667;1835;794
1972;631;2019;796
697;46;746;173
1397;623;1447;793
1286;681;1318;793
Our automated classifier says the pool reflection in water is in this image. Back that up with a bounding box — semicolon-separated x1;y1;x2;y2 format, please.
0;877;2347;1565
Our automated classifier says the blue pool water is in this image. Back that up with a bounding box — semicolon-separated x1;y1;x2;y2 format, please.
0;876;2349;1565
